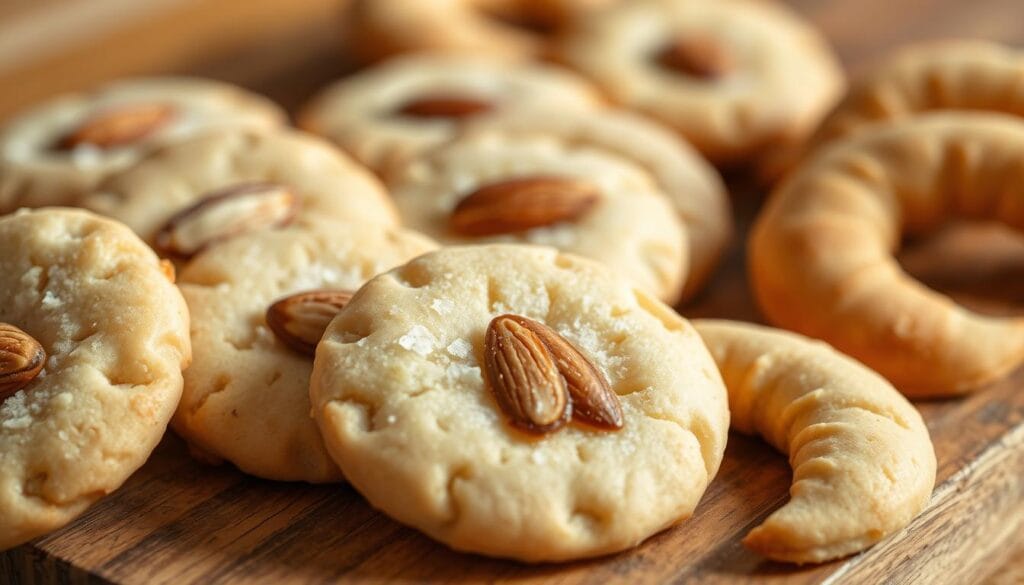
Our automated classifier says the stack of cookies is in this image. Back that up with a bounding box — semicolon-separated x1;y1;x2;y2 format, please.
4;0;1020;570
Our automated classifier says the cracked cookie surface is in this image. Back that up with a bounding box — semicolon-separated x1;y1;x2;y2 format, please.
174;220;436;483
310;244;729;561
0;208;191;550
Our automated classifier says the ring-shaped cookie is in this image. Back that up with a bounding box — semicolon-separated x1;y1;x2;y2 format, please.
0;77;285;213
558;0;843;165
298;53;602;177
694;320;935;564
463;107;731;301
341;0;613;62
311;244;729;561
0;208;191;550
750;113;1024;396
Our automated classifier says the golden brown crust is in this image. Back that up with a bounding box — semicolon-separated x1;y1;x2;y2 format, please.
750;113;1024;396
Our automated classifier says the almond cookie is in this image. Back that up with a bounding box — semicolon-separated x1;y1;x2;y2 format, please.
173;220;436;483
310;244;729;561
389;133;688;304
558;0;844;166
82;128;398;257
750;113;1024;397
0;77;285;213
0;208;190;551
694;320;935;564
464;107;731;301
298;53;602;177
341;0;615;63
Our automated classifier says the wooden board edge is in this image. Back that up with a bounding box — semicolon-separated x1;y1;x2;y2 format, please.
823;419;1024;585
2;543;106;585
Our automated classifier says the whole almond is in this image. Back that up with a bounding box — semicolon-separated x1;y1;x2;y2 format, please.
0;323;46;400
56;103;175;150
450;176;600;237
266;290;354;355
517;318;623;430
396;96;493;119
485;314;571;434
655;36;733;79
154;182;298;258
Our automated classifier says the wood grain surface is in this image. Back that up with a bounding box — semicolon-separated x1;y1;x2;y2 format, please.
1;0;1024;583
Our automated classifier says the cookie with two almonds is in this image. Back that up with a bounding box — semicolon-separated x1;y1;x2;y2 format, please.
310;244;729;561
0;208;191;550
173;220;437;483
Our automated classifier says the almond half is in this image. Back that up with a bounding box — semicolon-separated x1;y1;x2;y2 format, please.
154;182;298;258
56;103;176;150
0;323;46;400
450;176;600;237
266;290;354;355
655;36;733;79
517;318;623;430
485;314;571;434
396;96;493;119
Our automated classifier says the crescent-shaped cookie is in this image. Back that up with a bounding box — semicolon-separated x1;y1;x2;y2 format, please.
750;113;1024;396
818;40;1024;145
694;319;936;564
762;40;1024;181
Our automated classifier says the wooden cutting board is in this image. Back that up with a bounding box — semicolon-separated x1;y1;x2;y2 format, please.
2;0;1024;583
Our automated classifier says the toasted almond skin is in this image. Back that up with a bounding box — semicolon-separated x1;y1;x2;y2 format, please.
396;96;493;119
516;317;624;430
266;290;355;355
450;176;600;237
0;323;46;400
154;182;298;258
485;314;571;434
56;103;175;150
655;36;733;79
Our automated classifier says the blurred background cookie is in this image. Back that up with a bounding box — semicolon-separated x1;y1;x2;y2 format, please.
340;0;616;62
82;128;397;257
299;53;603;177
558;0;844;167
0;78;285;213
